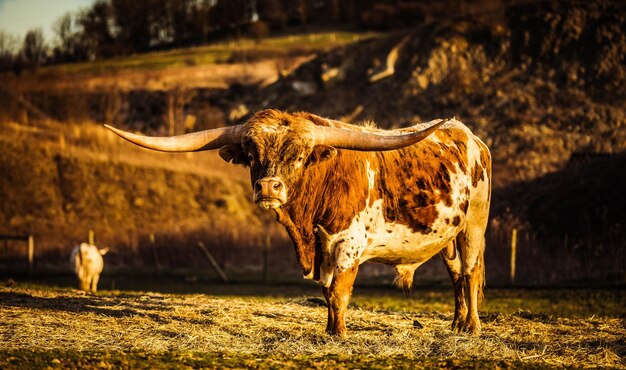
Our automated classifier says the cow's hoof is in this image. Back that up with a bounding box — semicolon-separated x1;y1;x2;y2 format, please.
461;319;481;336
451;314;467;333
327;326;347;338
451;319;465;333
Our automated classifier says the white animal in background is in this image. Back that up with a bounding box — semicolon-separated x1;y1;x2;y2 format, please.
71;243;109;292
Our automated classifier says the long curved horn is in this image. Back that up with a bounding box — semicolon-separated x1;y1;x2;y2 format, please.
104;124;244;152
311;118;449;151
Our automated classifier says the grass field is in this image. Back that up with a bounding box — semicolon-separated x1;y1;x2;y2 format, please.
2;31;377;93
0;278;624;369
38;32;375;75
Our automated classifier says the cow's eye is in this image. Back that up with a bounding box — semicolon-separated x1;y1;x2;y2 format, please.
297;156;303;162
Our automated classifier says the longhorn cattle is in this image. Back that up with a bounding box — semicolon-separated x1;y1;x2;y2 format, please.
106;109;491;336
71;242;109;292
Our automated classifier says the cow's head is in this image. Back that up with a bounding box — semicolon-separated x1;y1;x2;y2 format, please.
218;110;337;209
105;109;446;210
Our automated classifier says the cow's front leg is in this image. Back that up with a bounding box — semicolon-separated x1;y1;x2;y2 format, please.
321;286;334;333
323;263;358;337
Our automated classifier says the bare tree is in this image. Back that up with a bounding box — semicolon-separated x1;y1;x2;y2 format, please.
20;29;48;68
0;31;18;71
78;0;117;59
53;13;82;62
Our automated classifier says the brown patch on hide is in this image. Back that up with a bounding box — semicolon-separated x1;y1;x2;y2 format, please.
460;200;469;213
435;128;470;174
470;138;491;189
471;160;485;188
452;216;461;226
477;139;492;202
377;126;471;235
479;142;491;175
282;149;372;275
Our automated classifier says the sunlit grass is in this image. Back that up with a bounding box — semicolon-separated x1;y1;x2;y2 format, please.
9;278;625;319
0;283;623;368
32;32;377;77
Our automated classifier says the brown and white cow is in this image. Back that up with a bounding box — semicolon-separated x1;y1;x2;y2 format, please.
106;109;491;336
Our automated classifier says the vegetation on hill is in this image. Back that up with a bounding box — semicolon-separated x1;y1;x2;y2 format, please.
0;0;495;72
25;32;374;79
0;121;291;275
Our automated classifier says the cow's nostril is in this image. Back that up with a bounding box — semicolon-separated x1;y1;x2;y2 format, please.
255;182;262;192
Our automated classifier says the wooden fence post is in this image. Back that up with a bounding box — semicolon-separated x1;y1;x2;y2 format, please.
510;228;517;285
0;234;34;275
150;233;161;273
263;235;270;283
27;235;34;276
197;242;228;283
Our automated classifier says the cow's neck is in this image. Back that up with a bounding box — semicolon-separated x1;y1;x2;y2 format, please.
274;151;371;273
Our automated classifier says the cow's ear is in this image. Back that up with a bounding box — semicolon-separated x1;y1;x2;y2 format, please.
307;145;337;167
99;247;109;256
219;145;248;165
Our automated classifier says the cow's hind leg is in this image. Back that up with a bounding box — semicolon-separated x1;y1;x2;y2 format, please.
440;240;467;332
322;263;359;337
457;229;486;335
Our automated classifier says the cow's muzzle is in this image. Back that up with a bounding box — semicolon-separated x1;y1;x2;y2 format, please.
253;177;287;209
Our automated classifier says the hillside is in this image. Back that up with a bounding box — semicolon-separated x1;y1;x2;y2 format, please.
246;1;626;189
0;120;291;275
240;0;626;283
3;32;374;93
1;1;625;284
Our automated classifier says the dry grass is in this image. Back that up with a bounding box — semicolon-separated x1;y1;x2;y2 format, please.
10;60;289;93
1;118;245;180
0;285;624;368
5;32;377;94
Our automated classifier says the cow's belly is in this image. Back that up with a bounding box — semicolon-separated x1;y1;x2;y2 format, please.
360;221;455;265
330;198;462;272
